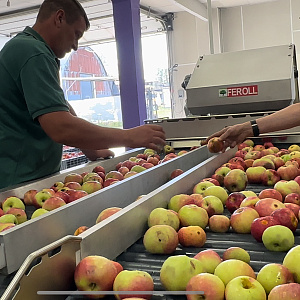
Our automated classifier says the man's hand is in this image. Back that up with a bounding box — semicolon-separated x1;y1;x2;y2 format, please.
82;149;115;161
127;124;166;152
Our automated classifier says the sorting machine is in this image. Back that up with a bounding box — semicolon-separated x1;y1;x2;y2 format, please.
1;44;300;299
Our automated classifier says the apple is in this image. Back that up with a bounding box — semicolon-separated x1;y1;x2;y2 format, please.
214;259;255;286
246;166;267;184
95;207;122;223
254;198;285;217
258;188;283;202
136;153;148;160
113;270;154;300
196;195;224;216
203;185;228;205
225;276;266;300
168;194;194;212
0;209;5;218
92;165;105;174
207;137;224;153
250;216;281;242
55;191;70;203
147;207;180;231
81;180;102;194
32;191;52;208
192;181;215;195
74;226;89;236
269;146;280;153
105;170;124;181
41;188;56;196
222;247;250;264
0;214;18;225
228;157;247;170
111;261;123;275
131;165;147;173
284;203;300;219
160;255;205;291
230;207;259;234
186;273;225;300
274;157;285;169
222;162;244;171
23;189;38;205
268;283;300;300
103;178;120;187
194;249;222;274
254;144;265;151
65;189;88;203
235;150;248;160
50;182;64;192
170;169;184;179
178;150;188;156
244;150;261;160
238;142;249;150
143;224;178;254
261;169;281;186
147;156;159;165
42;196;66;211
213;166;231;185
244;139;254;147
178;204;208;228
262;225;294;251
83;172;103;183
0;223;16;232
241;190;257;198
208;215;230;233
256;263;294;294
117;166;129;176
178;225;206;247
163;144;175;154
121;160;137;170
284;192;300;205
274;180;300;198
294;175;300;186
225;192;246;213
252;158;275;169
201;177;220;186
224;169;248;192
64;173;83;185
281;154;292;163
74;255;118;296
64;181;82;190
277;164;299;180
2;196;25;213
31;208;48;219
289;144;300;152
270;208;298;232
283;245;300;283
5;208;27;224
240;196;260;209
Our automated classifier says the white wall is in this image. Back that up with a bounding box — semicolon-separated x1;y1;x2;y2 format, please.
170;0;300;118
0;36;10;50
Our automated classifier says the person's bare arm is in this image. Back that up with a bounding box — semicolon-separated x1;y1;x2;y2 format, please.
202;103;300;150
38;111;166;152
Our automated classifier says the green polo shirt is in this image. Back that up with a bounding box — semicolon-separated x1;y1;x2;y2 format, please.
0;27;70;189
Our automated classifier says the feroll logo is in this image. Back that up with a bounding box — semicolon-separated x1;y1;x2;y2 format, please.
219;89;227;97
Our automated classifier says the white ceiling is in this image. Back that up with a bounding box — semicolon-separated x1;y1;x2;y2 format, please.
0;0;280;44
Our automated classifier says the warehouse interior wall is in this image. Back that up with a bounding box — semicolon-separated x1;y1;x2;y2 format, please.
170;0;300;118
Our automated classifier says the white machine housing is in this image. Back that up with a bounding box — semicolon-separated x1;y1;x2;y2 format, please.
186;44;299;115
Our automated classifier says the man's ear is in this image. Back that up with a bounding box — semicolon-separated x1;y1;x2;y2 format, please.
54;9;65;27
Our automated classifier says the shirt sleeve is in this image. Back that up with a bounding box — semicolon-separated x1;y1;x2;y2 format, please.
20;53;70;120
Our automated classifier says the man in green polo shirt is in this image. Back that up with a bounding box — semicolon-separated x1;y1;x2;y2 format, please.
0;0;165;189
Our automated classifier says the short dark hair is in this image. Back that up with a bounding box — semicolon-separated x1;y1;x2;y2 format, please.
37;0;90;30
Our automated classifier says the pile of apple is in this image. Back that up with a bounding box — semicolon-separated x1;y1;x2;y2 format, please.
0;146;193;232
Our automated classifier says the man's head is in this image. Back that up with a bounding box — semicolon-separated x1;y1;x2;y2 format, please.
34;0;90;58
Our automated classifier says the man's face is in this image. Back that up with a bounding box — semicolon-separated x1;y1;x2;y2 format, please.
55;15;86;58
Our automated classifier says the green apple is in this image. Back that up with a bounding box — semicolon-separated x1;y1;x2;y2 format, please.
143;224;178;254
274;180;300;198
160;255;205;291
130;165;147;173
262;225;294;252
256;263;294;294
214;259;255;286
0;214;18;225
2;196;25;213
5;208;27;224
0;223;16;232
241;190;257;198
31;208;49;219
81;180;102;194
113;270;154;300
224;169;248;192
147;207;180;231
199;195;224;216
246;166;267;184
178;204;208;228
168;194;194;212
193;181;215;195
225;276;266;300
283;245;300;283
203;185;228;205
163;144;175;154
230;207;259;234
223;247;250;264
32;190;52;208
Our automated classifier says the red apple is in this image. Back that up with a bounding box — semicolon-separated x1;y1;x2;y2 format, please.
284;203;300;220
261;169;281;186
235;150;248;160
225;192;246;213
271;208;298;232
228;157;246;170
170;169;184;179
258;189;283;202
65;189;88;203
55;191;70;203
23;189;38;206
250;216;281;242
92;165;106;174
201;177;220;186
284;193;300;205
255;198;285;217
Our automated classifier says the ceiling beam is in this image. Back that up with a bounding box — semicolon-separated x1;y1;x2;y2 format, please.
170;0;207;21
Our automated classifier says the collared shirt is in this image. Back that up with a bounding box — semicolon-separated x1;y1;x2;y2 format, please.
0;26;69;189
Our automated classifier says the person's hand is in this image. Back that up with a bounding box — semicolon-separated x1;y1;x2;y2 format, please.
82;149;115;161
202;122;252;152
127;124;166;152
